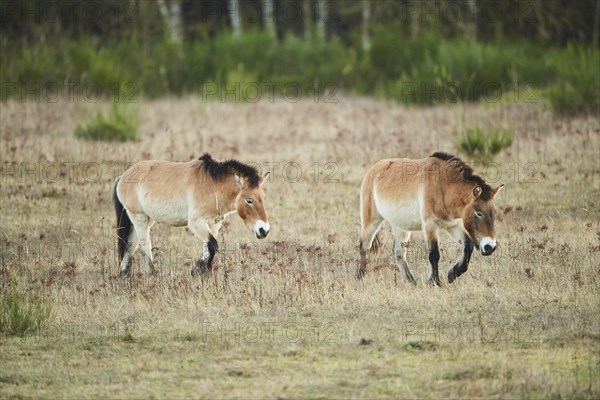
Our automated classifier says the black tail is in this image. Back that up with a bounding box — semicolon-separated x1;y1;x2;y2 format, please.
113;177;132;262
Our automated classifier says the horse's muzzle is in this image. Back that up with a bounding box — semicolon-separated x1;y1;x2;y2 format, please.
481;245;496;256
479;237;497;256
256;228;269;239
254;221;270;239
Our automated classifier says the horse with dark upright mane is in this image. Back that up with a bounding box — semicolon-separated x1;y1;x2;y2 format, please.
358;152;503;285
113;153;270;276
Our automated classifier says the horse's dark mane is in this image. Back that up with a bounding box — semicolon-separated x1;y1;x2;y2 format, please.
198;153;260;187
430;152;494;201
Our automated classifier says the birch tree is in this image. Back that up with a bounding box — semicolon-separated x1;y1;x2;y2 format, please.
362;0;371;50
262;0;276;38
304;0;312;40
465;0;477;41
228;0;242;38
593;0;600;47
315;0;327;40
157;0;182;44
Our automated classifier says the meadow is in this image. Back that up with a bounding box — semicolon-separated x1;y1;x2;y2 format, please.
1;95;599;398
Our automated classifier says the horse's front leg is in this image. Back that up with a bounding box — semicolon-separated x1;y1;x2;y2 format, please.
192;237;218;276
424;225;441;286
391;227;416;285
447;228;474;283
188;220;219;276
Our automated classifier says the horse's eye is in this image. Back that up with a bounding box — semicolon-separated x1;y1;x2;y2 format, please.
245;198;254;205
475;211;483;218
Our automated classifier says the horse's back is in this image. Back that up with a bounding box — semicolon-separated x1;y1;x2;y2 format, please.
363;157;432;231
366;157;429;199
117;160;199;223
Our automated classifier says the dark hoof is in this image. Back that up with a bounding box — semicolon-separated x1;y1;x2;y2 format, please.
191;260;210;277
356;268;365;280
404;274;417;285
428;277;441;287
119;269;130;277
447;271;457;284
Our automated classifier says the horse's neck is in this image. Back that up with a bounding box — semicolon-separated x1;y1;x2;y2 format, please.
443;181;470;219
213;185;238;215
433;167;459;218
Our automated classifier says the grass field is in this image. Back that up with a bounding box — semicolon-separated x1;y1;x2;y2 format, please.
1;96;599;399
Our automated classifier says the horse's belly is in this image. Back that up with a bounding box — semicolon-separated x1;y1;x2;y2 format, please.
375;197;422;231
140;192;188;226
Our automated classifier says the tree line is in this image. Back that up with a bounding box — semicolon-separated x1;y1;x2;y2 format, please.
2;0;599;47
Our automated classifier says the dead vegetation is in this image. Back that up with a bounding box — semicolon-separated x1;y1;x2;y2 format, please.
1;97;599;398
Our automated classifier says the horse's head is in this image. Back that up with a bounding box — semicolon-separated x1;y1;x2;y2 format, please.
463;184;504;256
234;173;270;239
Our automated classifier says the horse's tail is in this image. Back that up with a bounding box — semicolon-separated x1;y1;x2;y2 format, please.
113;176;131;262
357;165;384;280
370;233;382;253
359;167;382;254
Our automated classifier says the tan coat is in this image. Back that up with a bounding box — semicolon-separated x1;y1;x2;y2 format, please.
358;152;502;285
114;154;270;276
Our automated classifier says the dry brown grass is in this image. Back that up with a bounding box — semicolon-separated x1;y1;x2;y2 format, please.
1;96;599;399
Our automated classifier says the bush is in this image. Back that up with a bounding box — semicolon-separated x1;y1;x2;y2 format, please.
75;102;139;142
545;46;600;115
456;125;514;165
0;276;53;337
273;34;353;93
0;30;597;114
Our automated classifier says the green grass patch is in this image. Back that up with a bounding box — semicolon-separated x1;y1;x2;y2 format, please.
402;341;439;352
0;276;53;337
456;125;514;165
74;102;138;142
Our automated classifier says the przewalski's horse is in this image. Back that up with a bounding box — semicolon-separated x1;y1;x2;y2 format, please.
113;153;270;276
357;152;503;285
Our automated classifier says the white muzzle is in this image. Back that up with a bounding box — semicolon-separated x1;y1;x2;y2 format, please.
254;220;270;239
480;237;497;256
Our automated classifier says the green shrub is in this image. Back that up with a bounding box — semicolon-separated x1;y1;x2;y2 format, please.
272;34;352;93
369;32;562;106
0;276;53;337
370;28;440;80
456;125;514;165
545;46;600;115
75;102;138;142
1;30;597;113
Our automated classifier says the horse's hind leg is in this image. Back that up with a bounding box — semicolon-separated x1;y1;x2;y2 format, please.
424;225;441;286
391;227;416;285
119;230;137;276
130;214;155;274
357;215;384;279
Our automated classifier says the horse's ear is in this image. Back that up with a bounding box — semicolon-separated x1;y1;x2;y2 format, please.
260;172;270;186
473;185;482;198
492;184;504;198
235;174;246;189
